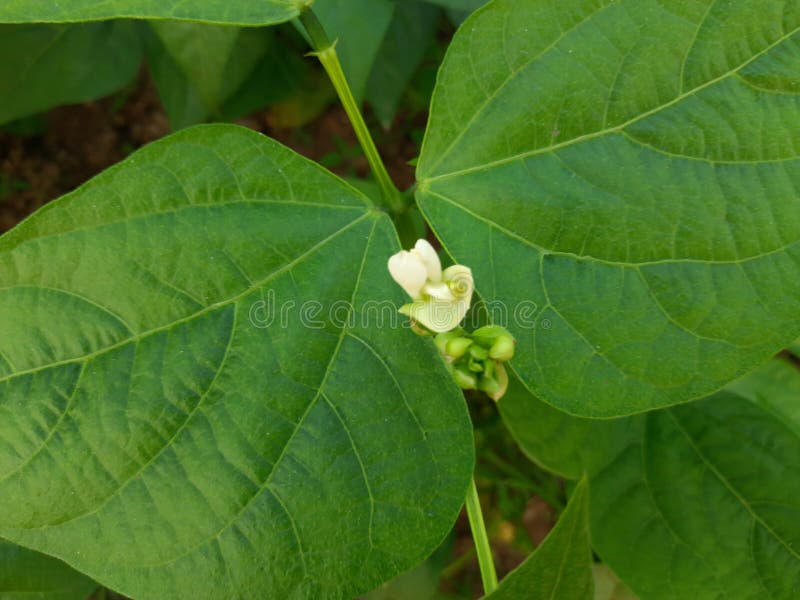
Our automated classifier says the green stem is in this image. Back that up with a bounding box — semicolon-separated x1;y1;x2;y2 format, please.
465;477;499;594
298;8;405;214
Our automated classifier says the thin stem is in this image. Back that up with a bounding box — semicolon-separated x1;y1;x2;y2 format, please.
298;8;405;214
465;477;499;594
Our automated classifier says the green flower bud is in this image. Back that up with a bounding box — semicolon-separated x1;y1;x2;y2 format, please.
446;336;473;360
483;359;495;378
468;344;489;360
472;325;510;348
478;373;503;397
453;364;478;390
489;334;515;362
480;362;508;401
468;357;485;372
434;331;461;355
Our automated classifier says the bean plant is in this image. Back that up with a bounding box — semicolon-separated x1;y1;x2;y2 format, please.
0;1;799;599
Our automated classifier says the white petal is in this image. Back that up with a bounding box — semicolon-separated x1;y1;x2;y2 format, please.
388;251;427;299
411;238;442;282
399;298;470;333
422;281;455;301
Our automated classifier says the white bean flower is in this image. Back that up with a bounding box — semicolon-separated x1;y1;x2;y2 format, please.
388;239;473;333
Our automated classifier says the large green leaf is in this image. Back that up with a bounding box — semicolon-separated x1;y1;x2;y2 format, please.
0;1;297;25
484;476;593;600
0;125;474;599
146;22;270;129
0;22;142;125
416;0;800;416
0;540;96;600
499;358;800;599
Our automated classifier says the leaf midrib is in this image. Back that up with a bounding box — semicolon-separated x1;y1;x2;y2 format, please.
420;23;800;183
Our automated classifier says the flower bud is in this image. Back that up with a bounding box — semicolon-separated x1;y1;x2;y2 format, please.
489;334;515;362
434;331;460;355
453;364;478;390
469;345;489;360
472;325;510;348
446;337;473;360
480;363;508;401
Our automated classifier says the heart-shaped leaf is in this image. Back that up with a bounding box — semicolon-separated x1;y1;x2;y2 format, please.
499;358;800;599
0;125;473;599
0;0;298;26
484;476;593;600
0;540;96;600
417;0;800;416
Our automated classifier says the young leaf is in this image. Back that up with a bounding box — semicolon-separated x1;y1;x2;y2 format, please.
0;540;97;600
416;0;800;417
0;1;298;26
0;125;474;599
499;359;800;599
0;22;142;125
484;476;593;600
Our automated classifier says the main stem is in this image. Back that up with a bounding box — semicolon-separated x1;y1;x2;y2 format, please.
465;477;499;594
298;8;405;214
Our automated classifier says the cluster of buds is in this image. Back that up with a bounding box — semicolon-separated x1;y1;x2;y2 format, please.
388;239;515;400
434;325;515;401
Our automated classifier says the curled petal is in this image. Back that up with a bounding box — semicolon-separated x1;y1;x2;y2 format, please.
411;238;442;282
442;265;473;307
388;251;427;299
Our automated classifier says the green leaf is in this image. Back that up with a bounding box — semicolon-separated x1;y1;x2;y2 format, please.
146;22;270;128
425;0;486;11
499;359;800;599
365;2;441;128
498;372;636;480
220;33;314;122
416;0;800;416
0;124;474;599
0;540;96;600
0;1;298;26
313;0;395;103
0;22;142;125
592;564;639;600
484;476;593;600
